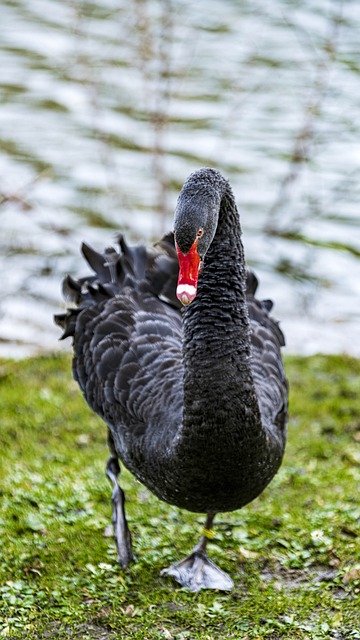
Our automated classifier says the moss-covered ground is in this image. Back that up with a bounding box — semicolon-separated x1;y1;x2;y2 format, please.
0;354;359;639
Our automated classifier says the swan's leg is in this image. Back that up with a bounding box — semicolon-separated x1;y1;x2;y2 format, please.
105;433;133;569
160;513;234;592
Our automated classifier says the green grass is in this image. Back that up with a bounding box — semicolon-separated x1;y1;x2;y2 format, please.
0;354;360;639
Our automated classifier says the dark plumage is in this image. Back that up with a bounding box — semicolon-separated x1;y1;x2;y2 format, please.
55;168;288;591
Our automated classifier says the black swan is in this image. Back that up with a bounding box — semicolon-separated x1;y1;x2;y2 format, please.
55;167;288;592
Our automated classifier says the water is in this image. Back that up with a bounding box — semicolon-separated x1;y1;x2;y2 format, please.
1;0;359;358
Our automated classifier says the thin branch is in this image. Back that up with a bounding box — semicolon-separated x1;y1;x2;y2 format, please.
265;2;344;235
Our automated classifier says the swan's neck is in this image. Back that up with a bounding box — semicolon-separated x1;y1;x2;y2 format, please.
181;185;262;442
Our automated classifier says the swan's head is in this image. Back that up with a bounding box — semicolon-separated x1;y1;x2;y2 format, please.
174;170;221;306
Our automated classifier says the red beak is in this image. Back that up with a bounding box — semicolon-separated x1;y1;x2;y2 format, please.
176;239;201;306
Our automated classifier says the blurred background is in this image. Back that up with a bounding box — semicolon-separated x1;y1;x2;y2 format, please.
1;0;359;358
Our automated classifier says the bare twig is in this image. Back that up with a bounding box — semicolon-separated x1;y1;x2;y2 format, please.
0;168;53;211
265;2;344;236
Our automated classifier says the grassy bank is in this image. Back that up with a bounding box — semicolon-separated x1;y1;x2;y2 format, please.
0;354;359;639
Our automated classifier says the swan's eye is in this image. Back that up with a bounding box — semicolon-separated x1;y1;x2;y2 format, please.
197;228;204;238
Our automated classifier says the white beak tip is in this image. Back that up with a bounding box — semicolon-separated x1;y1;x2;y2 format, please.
176;284;197;306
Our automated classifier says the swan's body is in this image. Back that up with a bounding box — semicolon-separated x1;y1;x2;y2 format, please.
56;168;288;591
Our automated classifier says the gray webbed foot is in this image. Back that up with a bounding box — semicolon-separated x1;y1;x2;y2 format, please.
160;549;234;592
160;513;233;592
106;454;133;569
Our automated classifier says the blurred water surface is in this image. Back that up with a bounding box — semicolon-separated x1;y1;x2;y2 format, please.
1;0;359;357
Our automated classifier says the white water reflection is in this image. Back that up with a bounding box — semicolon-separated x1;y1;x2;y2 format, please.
1;0;359;358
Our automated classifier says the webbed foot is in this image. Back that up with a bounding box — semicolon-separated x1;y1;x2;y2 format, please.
160;549;234;592
106;454;133;569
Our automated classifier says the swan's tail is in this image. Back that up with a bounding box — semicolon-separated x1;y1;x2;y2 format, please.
54;232;180;339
